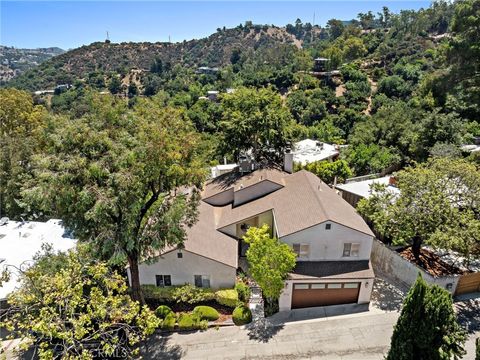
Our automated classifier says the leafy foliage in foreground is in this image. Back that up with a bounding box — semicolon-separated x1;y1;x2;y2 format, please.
243;225;296;300
0;246;159;359
387;275;466;360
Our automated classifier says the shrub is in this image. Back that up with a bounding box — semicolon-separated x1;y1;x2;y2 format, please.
193;306;219;321
235;282;251;303
141;284;174;301
160;312;176;331
177;313;196;330
232;305;252;326
171;284;215;304
215;289;239;308
155;305;173;319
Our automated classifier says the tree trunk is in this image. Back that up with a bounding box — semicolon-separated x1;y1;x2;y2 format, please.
412;235;422;263
128;255;145;305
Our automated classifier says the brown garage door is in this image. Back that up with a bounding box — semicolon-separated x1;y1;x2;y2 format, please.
291;282;360;309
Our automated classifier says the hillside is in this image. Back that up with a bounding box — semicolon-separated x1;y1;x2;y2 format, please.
0;46;64;83
5;25;319;91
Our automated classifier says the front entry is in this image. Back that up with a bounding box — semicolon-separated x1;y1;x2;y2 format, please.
291;282;360;309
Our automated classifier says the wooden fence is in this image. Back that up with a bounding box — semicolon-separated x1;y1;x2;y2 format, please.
455;272;480;295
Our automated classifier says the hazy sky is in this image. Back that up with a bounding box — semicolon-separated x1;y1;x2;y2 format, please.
1;1;430;49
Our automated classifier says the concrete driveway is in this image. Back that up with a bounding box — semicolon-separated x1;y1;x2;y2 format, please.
142;275;479;360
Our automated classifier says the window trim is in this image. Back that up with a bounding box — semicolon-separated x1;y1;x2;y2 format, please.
343;243;360;257
293;243;310;258
194;274;211;288
156;274;172;287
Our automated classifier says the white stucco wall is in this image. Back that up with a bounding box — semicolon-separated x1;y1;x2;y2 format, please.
132;250;236;289
279;278;374;311
280;222;373;261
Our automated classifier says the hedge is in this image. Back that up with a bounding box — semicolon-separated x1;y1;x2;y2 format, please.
193;306;219;321
177;313;208;331
155;305;173;319
141;284;175;301
171;284;215;304
215;289;239;308
160;312;176;331
232;305;252;326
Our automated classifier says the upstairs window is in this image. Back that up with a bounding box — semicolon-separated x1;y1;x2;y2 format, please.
194;275;211;288
325;223;332;230
156;275;172;287
343;243;360;257
293;243;310;258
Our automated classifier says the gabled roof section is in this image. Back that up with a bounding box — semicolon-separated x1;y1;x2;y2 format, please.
202;167;286;206
216;170;373;237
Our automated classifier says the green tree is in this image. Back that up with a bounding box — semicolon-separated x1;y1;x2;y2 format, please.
386;275;466;360
358;158;480;261
243;225;296;301
445;0;480;121
0;89;46;219
108;75;122;94
0;246;159;359
220;87;295;163
21;94;206;303
326;19;345;39
297;160;353;184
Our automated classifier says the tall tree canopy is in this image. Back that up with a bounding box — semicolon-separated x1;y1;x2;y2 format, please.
220;87;295;163
0;89;47;219
21;93;206;302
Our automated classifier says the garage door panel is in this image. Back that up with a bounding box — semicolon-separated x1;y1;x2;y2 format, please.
292;282;360;309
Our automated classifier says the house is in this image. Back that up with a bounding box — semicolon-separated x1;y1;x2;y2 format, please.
292;139;340;165
211;163;238;179
196;66;219;75
313;57;330;72
135;159;375;311
336;175;400;208
0;219;75;301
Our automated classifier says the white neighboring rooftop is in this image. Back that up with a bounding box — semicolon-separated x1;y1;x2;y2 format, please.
0;219;76;300
211;163;238;179
336;176;400;199
460;144;480;153
292;139;340;165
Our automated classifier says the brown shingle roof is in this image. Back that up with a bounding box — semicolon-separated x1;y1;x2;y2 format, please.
288;260;374;280
203;167;285;200
216;170;374;237
182;201;238;268
148;168;372;268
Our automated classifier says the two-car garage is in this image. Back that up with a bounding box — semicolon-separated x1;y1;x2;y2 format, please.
291;282;361;309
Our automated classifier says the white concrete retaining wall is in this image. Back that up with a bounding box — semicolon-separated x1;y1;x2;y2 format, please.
371;239;460;294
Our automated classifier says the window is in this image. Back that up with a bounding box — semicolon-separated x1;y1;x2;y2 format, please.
293;284;309;290
194;275;210;288
327;283;342;289
311;283;326;289
325;223;331;230
343;243;360;257
293;243;310;258
177;252;183;258
156;275;171;287
344;283;359;289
